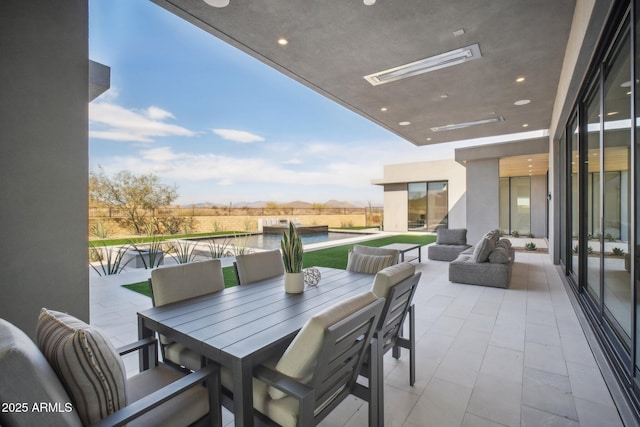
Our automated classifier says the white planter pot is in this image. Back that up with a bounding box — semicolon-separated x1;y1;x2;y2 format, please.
284;272;305;294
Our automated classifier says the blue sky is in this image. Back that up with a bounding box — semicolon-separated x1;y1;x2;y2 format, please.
88;0;483;206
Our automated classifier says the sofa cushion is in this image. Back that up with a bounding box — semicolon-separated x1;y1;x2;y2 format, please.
346;251;395;274
0;318;83;427
472;237;495;263
489;247;511;264
484;229;501;244
371;262;416;298
496;238;512;249
270;291;377;399
436;228;468;245
36;308;127;426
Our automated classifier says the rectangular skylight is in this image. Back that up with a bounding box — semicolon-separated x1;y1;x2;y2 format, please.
431;116;504;132
364;44;481;86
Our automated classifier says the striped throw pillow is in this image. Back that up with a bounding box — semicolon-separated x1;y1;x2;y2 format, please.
36;308;127;426
346;251;395;274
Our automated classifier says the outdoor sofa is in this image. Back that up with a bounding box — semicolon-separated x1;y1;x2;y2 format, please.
448;229;515;288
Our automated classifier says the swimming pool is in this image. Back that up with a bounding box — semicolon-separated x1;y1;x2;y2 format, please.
203;232;365;251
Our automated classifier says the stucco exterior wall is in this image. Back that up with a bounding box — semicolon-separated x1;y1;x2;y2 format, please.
0;1;89;337
375;159;466;232
466;159;500;243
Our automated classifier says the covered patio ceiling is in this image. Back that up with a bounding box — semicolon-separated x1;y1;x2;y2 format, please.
150;0;575;147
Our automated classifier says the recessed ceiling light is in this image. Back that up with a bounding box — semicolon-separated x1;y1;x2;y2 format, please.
426;137;432;141
514;99;531;106
522;123;529;128
620;80;636;88
399;121;411;126
363;0;376;5
277;38;288;46
364;44;482;86
453;29;465;37
380;107;388;112
203;0;230;7
431;116;504;132
440;94;449;99
516;76;525;82
607;111;618;116
627;91;632;95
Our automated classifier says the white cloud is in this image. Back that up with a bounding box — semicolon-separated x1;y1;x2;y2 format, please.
212;128;265;143
141;147;179;162
89;102;195;142
145;106;175;121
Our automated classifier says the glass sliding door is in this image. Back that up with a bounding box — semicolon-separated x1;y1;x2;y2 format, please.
426;181;448;230
603;28;632;345
407;181;448;231
499;177;510;234
510;177;531;236
586;84;602;302
408;183;427;231
569;115;580;281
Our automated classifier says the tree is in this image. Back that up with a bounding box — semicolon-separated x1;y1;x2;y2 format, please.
90;167;179;234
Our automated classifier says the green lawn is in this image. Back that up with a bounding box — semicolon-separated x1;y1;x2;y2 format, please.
121;234;435;297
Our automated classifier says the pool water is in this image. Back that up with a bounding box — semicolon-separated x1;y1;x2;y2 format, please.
208;232;363;251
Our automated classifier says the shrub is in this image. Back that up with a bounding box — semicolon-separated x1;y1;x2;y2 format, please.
612;247;625;256
511;230;520;238
525;242;537;251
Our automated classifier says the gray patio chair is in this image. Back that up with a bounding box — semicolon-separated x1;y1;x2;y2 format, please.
0;309;220;427
233;249;285;285
220;291;385;427
353;263;421;422
353;244;400;264
149;259;225;371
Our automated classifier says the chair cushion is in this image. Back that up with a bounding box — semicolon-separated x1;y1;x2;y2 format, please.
436;228;468;245
346;251;395;274
270;291;378;399
36;308;127;426
488;247;511;264
126;364;210;427
472;237;495;263
221;363;299;427
0;318;83;427
371;262;416;298
163;342;203;371
235;249;285;284
150;259;224;306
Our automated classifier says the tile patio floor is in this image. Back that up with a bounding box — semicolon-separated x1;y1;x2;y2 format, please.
90;247;629;427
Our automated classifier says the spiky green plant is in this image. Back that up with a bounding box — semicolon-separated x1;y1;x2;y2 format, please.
90;244;132;276
167;239;197;264
206;236;233;259
281;222;303;273
524;242;537;251
130;235;164;269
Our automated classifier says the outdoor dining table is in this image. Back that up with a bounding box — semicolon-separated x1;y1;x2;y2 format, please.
136;266;379;427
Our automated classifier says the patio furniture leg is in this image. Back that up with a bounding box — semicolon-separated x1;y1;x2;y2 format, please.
137;316;156;371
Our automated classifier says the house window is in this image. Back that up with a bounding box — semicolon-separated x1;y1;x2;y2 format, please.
499;176;531;236
407;181;448;231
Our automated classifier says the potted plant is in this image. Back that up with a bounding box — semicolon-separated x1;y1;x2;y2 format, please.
281;222;304;293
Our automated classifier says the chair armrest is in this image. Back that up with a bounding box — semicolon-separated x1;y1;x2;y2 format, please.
116;337;157;356
253;364;313;401
90;363;218;427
